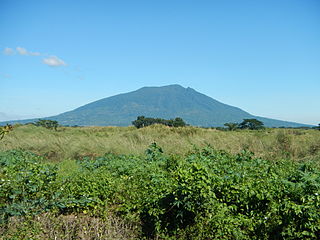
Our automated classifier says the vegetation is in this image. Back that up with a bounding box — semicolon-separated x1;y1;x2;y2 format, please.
0;124;13;140
0;96;316;240
239;118;265;130
1;124;320;238
132;116;186;128
1;124;320;162
222;118;265;131
224;118;265;131
223;122;238;131
34;119;58;131
0;143;319;239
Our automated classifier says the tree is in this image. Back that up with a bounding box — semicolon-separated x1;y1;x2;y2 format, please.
239;119;264;130
224;122;238;131
132;116;147;128
132;116;187;128
34;119;59;131
171;117;187;127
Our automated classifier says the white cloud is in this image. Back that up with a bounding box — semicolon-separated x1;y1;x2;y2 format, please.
16;47;28;55
43;56;66;67
4;47;67;68
3;47;14;55
16;46;41;56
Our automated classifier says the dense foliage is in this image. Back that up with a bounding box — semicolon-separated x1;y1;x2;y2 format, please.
223;122;239;131
34;119;58;130
132;116;186;128
1;145;320;239
239;118;265;130
222;119;266;131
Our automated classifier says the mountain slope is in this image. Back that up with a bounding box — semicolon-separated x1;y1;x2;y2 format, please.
0;85;309;127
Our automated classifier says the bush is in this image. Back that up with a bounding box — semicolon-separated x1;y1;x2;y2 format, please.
0;150;57;223
1;146;319;239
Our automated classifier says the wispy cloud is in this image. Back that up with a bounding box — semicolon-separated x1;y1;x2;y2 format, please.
3;47;66;67
3;47;14;55
16;47;40;56
43;56;66;67
16;47;27;55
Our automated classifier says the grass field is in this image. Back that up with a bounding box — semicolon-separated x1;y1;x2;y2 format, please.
1;124;320;162
1;124;320;239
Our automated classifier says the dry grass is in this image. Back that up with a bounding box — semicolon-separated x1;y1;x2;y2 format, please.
1;124;319;162
0;212;138;240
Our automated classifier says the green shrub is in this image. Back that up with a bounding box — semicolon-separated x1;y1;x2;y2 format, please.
56;168;114;215
1;145;319;239
0;150;57;223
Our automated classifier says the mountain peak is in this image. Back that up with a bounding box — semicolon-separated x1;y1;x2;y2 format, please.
0;85;309;127
138;84;186;91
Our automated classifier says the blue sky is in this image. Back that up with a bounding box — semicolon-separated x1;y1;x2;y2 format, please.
1;0;319;125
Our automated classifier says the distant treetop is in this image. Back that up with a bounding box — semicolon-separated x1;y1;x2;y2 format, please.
34;119;59;131
132;116;187;128
238;119;265;130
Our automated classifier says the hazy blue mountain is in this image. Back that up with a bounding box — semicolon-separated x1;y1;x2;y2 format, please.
0;84;310;127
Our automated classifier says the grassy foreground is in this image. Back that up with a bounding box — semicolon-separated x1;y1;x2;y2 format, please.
1;124;320;162
0;125;320;239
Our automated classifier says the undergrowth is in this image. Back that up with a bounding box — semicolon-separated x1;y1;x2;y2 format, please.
1;143;319;239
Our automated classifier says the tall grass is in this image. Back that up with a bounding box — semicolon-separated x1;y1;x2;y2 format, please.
1;213;138;240
1;124;319;162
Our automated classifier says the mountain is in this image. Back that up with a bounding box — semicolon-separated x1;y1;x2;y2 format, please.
0;84;310;127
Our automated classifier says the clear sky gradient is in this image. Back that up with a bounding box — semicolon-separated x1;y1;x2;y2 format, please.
1;0;319;125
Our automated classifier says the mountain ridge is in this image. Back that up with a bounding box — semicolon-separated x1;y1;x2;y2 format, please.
0;84;311;127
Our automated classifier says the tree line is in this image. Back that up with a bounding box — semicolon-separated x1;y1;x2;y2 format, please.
132;116;187;128
3;118;320;131
223;118;265;130
223;120;320;131
131;116;267;130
